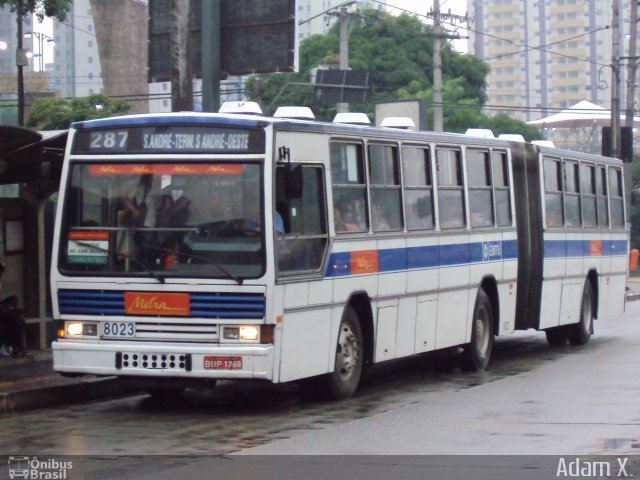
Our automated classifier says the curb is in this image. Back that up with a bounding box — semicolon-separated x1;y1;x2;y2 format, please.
0;378;140;414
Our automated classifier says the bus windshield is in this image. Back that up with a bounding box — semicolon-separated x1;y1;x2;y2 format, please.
59;161;265;280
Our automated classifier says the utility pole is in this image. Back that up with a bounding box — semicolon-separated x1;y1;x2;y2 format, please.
625;2;638;130
432;0;443;132
325;2;358;114
428;2;468;132
170;0;193;111
611;0;621;159
337;6;350;113
624;0;639;222
202;0;221;112
16;0;25;126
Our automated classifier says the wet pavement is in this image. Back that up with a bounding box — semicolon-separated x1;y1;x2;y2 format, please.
0;282;638;416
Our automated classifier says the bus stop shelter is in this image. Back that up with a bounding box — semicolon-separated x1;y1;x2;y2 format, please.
0;125;67;348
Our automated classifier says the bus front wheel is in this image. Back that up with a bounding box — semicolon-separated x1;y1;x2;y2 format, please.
326;305;364;400
461;289;494;372
567;281;594;346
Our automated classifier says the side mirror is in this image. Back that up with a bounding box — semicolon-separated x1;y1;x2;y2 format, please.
285;163;303;199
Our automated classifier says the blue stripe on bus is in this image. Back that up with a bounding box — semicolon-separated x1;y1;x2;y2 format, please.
325;237;627;278
325;239;519;278
544;239;628;258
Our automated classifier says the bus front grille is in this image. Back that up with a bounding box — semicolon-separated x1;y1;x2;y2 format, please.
58;289;265;319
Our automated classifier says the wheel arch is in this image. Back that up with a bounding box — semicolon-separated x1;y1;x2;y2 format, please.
480;276;500;335
346;291;374;365
587;269;599;319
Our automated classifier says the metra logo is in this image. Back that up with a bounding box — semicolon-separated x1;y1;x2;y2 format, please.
124;292;190;316
482;241;502;261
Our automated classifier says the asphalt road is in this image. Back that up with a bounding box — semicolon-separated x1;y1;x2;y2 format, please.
1;301;639;479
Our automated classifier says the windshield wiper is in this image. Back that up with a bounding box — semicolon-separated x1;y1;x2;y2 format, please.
73;240;167;283
161;246;244;285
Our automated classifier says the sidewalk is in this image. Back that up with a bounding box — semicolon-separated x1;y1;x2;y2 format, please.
2;288;639;415
0;349;138;414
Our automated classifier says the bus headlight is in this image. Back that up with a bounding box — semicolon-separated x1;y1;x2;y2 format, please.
65;322;98;337
239;326;259;341
222;325;261;342
221;325;274;343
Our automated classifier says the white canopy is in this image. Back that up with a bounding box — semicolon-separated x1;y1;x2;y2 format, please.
527;100;640;128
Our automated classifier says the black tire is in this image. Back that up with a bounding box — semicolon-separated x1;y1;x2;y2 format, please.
324;305;364;400
545;326;568;346
461;289;494;372
568;281;594;346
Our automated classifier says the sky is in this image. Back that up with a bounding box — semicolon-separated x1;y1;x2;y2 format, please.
385;0;469;53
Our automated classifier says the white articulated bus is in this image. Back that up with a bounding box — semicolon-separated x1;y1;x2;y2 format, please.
51;107;628;400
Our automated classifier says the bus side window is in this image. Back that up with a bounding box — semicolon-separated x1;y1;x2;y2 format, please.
543;156;563;227
491;150;511;226
330;142;368;233
276;165;328;275
402;146;434;230
436;148;465;229
596;166;609;228
580;163;597;228
369;144;402;232
608;167;624;229
564;160;581;227
466;149;493;228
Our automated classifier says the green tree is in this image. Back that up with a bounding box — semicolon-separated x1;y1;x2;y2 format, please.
0;0;70;21
26;93;131;130
245;10;541;140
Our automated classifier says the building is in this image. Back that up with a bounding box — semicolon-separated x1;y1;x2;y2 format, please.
468;0;630;126
297;0;386;41
52;0;104;99
0;7;17;75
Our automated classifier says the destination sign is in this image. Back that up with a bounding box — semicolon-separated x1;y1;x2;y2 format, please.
72;125;265;155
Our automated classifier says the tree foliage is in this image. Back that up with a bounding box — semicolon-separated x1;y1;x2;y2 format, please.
26;93;131;130
245;10;541;140
0;0;71;21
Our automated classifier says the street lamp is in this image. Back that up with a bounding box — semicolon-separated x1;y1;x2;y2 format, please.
0;40;7;51
24;31;55;71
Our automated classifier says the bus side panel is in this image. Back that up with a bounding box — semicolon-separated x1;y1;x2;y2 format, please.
539;231;566;330
558;232;587;327
405;236;440;356
602;232;628;317
278;281;333;383
374;237;406;362
498;230;518;334
436;233;470;349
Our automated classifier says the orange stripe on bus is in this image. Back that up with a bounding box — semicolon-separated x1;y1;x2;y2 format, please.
351;250;379;274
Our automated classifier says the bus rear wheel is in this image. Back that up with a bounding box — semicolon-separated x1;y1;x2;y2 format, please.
461;289;494;372
567;281;594;346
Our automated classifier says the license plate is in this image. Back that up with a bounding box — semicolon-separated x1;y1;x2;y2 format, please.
101;322;135;338
203;356;242;370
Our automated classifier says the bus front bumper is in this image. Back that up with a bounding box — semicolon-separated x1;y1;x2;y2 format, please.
52;341;275;381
